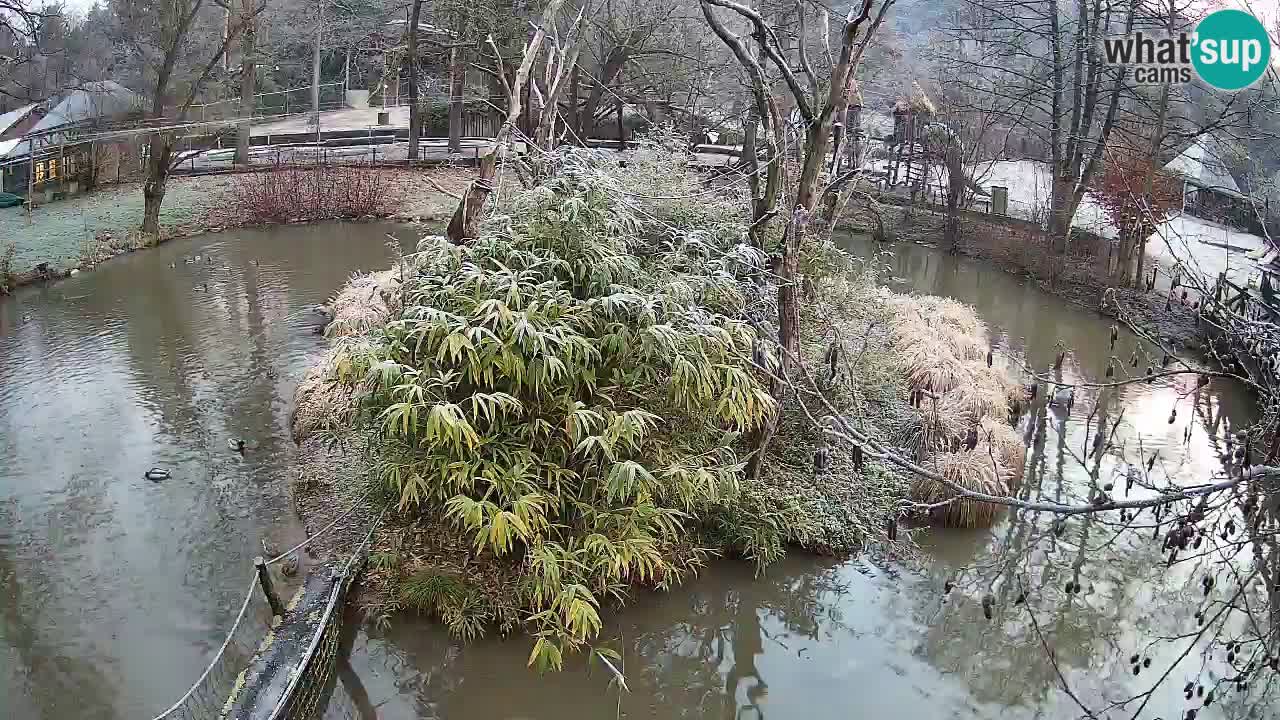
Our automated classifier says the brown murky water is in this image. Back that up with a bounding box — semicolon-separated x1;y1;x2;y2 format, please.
0;222;416;719
0;227;1263;719
328;235;1262;720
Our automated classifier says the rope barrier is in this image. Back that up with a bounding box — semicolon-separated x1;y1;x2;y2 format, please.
147;574;260;720
264;487;375;566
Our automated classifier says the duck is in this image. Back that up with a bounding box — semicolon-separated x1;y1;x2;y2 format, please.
305;305;334;334
168;261;177;269
21;314;31;323
144;468;171;481
229;438;246;454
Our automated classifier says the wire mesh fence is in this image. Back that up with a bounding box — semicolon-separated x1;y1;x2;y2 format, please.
188;84;348;124
267;525;377;720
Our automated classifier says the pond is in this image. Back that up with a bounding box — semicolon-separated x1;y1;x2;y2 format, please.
330;234;1260;720
0;225;1261;720
0;221;418;719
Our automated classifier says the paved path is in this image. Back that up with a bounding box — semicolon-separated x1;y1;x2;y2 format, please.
250;106;413;136
175;139;493;173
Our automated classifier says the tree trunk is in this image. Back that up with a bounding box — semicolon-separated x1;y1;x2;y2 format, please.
944;189;962;254
568;63;581;141
446;151;495;241
141;134;172;240
1115;222;1136;286
1134;225;1148;288
406;0;423;160
847;103;862;166
580;34;640;137
1131;52;1173;289
943;144;966;254
311;4;322;133
234;0;256;165
447;18;465;153
1048;174;1074;253
746;207;807;482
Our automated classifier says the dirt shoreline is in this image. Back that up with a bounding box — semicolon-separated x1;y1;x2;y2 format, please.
840;209;1202;350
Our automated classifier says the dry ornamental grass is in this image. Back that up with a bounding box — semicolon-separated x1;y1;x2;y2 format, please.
887;291;1026;527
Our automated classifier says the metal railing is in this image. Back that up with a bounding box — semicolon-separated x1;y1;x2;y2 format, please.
188;83;348;123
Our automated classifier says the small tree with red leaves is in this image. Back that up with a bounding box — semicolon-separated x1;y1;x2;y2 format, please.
1095;140;1183;288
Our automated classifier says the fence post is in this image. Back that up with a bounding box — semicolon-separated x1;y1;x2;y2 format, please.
255;556;285;617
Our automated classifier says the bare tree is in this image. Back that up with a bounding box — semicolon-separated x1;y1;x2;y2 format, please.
446;0;566;242
530;2;585;150
406;0;424;159
233;0;256;164
699;0;892;479
937;0;1133;254
109;0;262;237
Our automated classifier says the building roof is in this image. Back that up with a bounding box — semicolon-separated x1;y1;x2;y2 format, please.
0;104;38;136
1164;138;1244;199
28;81;143;135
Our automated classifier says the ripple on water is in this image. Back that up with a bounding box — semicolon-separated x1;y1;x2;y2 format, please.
0;221;418;720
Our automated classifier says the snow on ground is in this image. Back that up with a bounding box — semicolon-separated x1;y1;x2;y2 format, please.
1145;215;1267;288
970;159;1267;288
863;156;1270;287
975;160;1114;238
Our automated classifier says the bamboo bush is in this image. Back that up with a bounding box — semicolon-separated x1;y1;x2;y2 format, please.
304;142;1007;668
347;159;790;670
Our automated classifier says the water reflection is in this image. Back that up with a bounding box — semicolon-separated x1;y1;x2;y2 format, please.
335;233;1260;720
0;221;416;720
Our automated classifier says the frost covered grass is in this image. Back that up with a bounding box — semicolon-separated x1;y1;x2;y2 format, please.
0;176;236;272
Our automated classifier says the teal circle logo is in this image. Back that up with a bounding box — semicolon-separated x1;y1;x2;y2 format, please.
1192;9;1271;91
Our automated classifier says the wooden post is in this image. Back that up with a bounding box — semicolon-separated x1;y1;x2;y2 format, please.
568;63;580;141
26;137;34;213
255;556;285;617
615;76;624;151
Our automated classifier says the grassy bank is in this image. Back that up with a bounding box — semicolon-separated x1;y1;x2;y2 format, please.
0;167;471;294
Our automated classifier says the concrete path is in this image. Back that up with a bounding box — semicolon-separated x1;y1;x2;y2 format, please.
251;106;413;136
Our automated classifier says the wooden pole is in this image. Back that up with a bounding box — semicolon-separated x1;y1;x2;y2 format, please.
254;556;285;617
26;137;34;213
615;68;624;151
